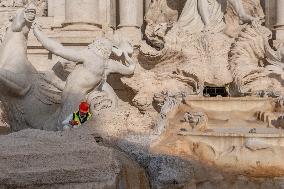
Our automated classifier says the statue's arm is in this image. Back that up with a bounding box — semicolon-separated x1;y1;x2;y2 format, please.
33;26;84;62
105;53;136;76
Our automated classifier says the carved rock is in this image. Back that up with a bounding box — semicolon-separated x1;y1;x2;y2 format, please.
182;111;208;131
229;21;284;96
0;129;150;188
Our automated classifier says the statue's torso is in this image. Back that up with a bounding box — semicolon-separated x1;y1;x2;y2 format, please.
82;50;105;77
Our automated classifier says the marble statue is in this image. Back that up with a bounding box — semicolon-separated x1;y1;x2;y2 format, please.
229;21;284;96
143;0;260;50
0;3;136;131
33;23;136;129
0;1;283;189
0;3;61;131
0;0;29;7
132;0;265;114
0;0;47;16
178;0;256;33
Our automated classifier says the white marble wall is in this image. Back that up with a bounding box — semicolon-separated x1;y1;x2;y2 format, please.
118;0;143;28
64;0;116;27
275;0;284;41
264;0;276;28
48;0;145;29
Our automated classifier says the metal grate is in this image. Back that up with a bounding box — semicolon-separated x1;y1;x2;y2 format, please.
203;86;228;97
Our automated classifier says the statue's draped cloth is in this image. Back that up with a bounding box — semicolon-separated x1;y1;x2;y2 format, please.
177;0;225;33
164;0;233;89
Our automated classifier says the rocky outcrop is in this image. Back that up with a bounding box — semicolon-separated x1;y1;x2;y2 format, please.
0;129;149;189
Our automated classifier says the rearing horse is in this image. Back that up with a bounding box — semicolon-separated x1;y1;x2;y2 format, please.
0;4;61;131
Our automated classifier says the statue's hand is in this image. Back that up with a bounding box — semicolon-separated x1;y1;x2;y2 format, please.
31;22;37;29
112;39;133;58
119;40;133;56
31;21;42;31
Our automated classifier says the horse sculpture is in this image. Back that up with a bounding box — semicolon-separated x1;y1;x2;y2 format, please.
0;4;136;131
0;4;62;131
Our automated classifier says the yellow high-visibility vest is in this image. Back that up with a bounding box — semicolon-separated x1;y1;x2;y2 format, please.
72;111;92;126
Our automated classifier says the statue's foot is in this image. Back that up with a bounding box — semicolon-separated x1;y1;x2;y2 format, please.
202;26;210;33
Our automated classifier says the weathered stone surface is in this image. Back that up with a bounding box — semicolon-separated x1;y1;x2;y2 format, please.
229;21;284;96
0;1;284;189
0;129;149;188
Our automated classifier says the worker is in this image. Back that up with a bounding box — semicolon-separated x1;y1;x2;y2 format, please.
62;102;92;130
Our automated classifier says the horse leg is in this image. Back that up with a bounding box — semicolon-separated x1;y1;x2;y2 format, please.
0;70;31;96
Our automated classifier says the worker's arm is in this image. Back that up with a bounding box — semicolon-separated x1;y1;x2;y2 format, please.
33;23;84;63
61;114;73;126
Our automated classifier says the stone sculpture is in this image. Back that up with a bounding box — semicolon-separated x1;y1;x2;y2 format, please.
229;21;284;96
181;111;208;131
0;3;61;131
0;1;284;189
176;0;256;33
0;0;47;16
128;0;265;115
33;24;136;129
143;0;259;50
0;4;135;131
0;0;24;7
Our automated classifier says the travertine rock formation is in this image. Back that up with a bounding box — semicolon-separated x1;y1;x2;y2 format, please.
229;21;284;96
0;1;284;189
132;0;270;111
181;111;208;131
0;129;149;188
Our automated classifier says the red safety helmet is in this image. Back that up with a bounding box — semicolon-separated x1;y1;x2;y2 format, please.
79;102;90;113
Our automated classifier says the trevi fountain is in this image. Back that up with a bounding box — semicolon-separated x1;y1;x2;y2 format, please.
0;0;283;188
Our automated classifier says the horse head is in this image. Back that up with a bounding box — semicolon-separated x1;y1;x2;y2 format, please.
11;3;36;37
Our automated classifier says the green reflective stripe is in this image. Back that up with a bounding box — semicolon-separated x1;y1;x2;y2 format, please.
73;111;92;125
86;113;92;121
73;112;81;125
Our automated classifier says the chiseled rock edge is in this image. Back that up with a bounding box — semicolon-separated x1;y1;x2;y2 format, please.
0;129;149;189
